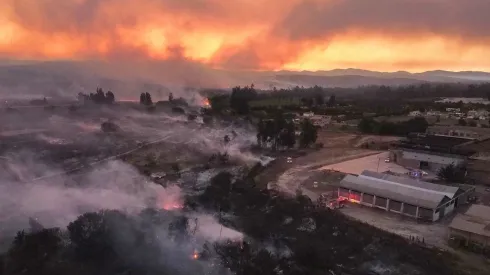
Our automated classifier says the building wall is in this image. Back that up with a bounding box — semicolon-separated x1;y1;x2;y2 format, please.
362;193;374;204
402;151;465;166
396;156;421;169
446;200;455;214
418;207;434;221
337;187;453;221
434;208;442;221
403;203;417;216
389;200;402;212
374;197;388;209
449;229;490;247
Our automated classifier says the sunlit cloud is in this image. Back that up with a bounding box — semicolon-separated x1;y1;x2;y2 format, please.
1;0;490;72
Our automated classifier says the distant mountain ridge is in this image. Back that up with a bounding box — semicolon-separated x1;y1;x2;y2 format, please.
0;60;489;99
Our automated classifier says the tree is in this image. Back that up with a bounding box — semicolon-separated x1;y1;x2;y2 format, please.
208;94;229;113
278;121;296;148
168;216;189;242
105;91;115;104
328;94;336;106
67;211;117;264
437;163;465;183
358;118;376;133
256;119;267;147
224;135;231;144
299;119;318;148
458;118;467;126
140;92;153;106
5;228;63;274
301;97;314;107
230;85;257;115
145;92;153;105
85;87;115;104
315;94;324;106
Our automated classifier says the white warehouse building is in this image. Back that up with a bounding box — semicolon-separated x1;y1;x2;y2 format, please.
338;170;472;222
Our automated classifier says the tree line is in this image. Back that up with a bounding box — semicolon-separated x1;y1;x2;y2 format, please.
358;117;429;136
78;88;115;104
257;115;318;149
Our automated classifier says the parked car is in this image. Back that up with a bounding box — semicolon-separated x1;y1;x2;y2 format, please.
286;157;293;163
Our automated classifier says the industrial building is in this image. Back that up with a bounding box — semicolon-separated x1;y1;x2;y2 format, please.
337;170;472;222
427;125;490;140
391;148;466;173
448;205;490;250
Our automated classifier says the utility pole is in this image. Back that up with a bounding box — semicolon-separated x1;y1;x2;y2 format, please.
377;156;381;172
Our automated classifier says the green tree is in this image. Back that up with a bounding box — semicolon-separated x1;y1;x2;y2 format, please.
315;94;324;106
458;118;467;126
105;91;115;104
358;118;376;133
5;228;63;275
230;85;257;115
145;92;153;105
437;163;465;183
299;119;318;148
278;121;296;148
67;211;121;265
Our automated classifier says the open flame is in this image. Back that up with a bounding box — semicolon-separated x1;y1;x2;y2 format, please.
192;249;199;260
203;98;211;108
157;185;183;211
161;202;183;211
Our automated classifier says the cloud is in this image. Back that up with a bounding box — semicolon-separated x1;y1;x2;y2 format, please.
1;0;490;71
276;0;490;41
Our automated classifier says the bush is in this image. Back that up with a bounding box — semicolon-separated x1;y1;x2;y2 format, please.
101;122;120;133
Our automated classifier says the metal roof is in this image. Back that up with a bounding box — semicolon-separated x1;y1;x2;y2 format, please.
449;205;490;238
360;170;460;198
339;174;449;209
398;148;465;161
465;204;490;221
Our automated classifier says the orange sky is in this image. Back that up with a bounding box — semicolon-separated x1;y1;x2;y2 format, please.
1;0;490;72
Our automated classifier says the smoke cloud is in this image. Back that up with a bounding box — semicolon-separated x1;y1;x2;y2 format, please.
1;0;490;71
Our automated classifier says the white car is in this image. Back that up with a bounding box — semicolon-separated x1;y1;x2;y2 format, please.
286;157;293;163
384;159;390;163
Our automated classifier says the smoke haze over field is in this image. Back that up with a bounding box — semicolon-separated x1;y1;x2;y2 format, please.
0;159;170;232
1;0;490;72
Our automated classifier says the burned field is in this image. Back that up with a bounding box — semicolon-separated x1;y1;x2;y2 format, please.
0;105;476;275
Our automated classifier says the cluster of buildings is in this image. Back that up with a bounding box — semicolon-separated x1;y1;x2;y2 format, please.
408;108;489;121
330;124;490;254
427;125;490;140
293;112;332;128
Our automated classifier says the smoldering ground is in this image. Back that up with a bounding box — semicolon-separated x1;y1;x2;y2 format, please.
0;156;243;274
1;102;271;172
0;101;260;273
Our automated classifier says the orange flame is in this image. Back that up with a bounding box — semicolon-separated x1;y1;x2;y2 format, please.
203;98;211;108
192;250;199;260
162;202;183;211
